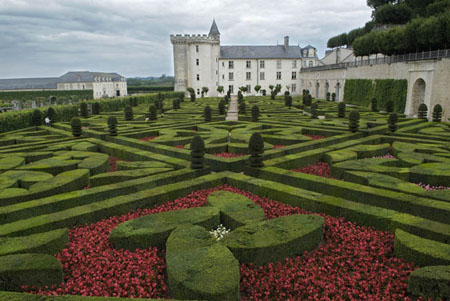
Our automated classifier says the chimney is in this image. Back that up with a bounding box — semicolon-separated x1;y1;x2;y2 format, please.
284;36;289;51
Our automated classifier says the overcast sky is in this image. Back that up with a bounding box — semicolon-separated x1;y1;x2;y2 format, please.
0;0;372;79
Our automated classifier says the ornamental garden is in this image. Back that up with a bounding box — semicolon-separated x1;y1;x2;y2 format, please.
0;90;449;300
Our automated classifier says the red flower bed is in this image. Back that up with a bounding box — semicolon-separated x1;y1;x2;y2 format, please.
292;161;334;178
212;152;246;158
174;145;185;149
23;186;417;300
139;136;157;142
108;157;119;173
304;134;326;140
273;145;286;149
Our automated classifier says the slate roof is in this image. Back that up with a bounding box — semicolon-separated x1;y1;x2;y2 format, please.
220;45;303;59
0;77;59;90
209;20;220;37
59;71;123;83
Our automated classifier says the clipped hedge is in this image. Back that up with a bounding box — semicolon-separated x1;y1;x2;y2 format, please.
407;265;450;300
0;292;162;300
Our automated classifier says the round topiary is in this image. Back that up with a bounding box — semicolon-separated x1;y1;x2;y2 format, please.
331;93;336;102
371;98;378;112
418;103;428;119
432;104;442;122
70;117;82;137
348;110;360;133
107;116;118;136
326;92;331;101
92;102;100;115
204;106;212;122
80;102;89;118
385;100;394;113
311;103;319;119
149;105;157;120
285;95;292;108
388;112;398;132
47;107;56;124
32;109;43;127
172;99;178;110
338;102;346;118
124;105;133;121
238;102;246;115
248;132;264;168
251;105;260;122
270;91;276;100
190;135;205;169
304;94;312;106
218;100;225;115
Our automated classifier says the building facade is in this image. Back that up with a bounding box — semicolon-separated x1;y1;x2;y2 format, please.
170;21;318;96
0;71;127;99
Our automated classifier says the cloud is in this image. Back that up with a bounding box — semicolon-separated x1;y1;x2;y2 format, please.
0;0;372;78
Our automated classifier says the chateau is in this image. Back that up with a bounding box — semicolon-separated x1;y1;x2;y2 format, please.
170;21;319;97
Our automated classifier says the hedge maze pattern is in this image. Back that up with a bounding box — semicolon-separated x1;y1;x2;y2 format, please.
0;93;449;300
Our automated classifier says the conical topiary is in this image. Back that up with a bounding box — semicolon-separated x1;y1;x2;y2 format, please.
331;93;336;102
47;107;56;124
348;110;360;133
149;105;157;120
432;104;442;122
371;98;378;112
249;132;264;168
107;116;118;136
385;100;394;113
238;102;246;115
285;95;292;108
80;102;89;118
311;103;319;119
418;103;428;119
304;94;312;106
251;105;260;122
204;106;212;122
218;100;225;115
70;117;82;137
32;109;43;127
338;102;346;118
238;91;243;102
124;105;133;121
326;92;331;101
190;135;205;169
388;113;398;132
92;102;100;115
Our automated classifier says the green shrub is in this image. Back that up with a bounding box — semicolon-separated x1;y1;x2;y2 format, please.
270;91;276;100
238;102;246;115
191;135;205;169
326;92;331;101
285;95;292;108
149;105;157;120
70;117;82;137
432;104;443;122
348;110;360;132
385;100;394;113
249;132;264;168
172;98;178;110
371;98;378;112
407;266;450;300
311;103;319;119
238;91;243;101
388;113;398;132
31;109;43;127
131;97;138;107
124;105;133;121
251;105;260;122
46;107;56;123
107;116;118;136
218;100;225;115
304;94;312;106
92;102;100;115
204;106;212;122
418;103;428;119
332;92;336;101
338;102;346;118
80;102;89;118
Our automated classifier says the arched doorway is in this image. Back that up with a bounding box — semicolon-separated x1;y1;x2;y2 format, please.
411;78;426;115
315;82;320;98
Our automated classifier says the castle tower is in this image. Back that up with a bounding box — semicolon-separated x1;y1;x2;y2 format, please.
170;20;221;96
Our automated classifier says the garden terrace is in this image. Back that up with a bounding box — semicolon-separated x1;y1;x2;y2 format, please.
0;94;448;300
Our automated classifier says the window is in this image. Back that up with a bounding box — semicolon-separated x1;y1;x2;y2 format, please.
228;85;234;94
196;74;200;81
246;61;251;68
228;61;234;69
229;72;234;81
222;75;225;79
246;72;251;80
260;60;265;68
197;89;200;95
260;72;265;80
196;45;199;53
196;59;199;66
246;85;251;93
277;60;282;69
292;60;297;68
292;72;297;80
292;84;297;92
276;72;282;80
222;62;225;67
309;61;313;67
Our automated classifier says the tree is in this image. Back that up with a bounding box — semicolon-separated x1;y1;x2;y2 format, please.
173;98;180;110
218;100;225;115
32;109;43;127
248;132;264;168
385;100;394;113
418;103;428;119
349;110;360;132
371;98;378;112
239;102;246;114
217;86;224;95
190;135;205;169
269;85;274;92
92;102;100;115
204;105;212;122
285;95;293;108
375;3;413;25
107;116;118;136
332;93;336;102
326;93;331;101
338;102;346;118
367;0;396;9
202;87;209;97
311;103;319;119
47;107;56;124
187;88;196;102
251;105;260;122
388;112;398;132
254;85;261;94
70;117;82;137
124;105;133;121
80;102;89;118
303;94;312;106
432;104;443;122
149;105;157;120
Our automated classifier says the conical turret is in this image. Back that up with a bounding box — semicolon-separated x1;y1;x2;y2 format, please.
208;19;220;38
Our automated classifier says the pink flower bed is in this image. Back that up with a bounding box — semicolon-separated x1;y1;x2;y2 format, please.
174;145;185;149
292;161;334;178
273;145;286;149
139;136;157;142
304;134;326;140
23;186;417;300
416;182;450;191
108;157;119;173
212;152;246;158
372;153;396;159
